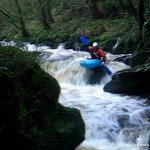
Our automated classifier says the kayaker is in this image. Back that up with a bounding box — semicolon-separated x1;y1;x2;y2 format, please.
88;42;106;65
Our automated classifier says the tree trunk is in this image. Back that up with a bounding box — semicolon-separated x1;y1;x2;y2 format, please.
136;0;145;50
88;0;102;19
61;0;65;9
14;0;30;37
101;1;107;18
117;0;126;12
45;0;54;23
0;7;20;28
148;0;150;15
38;0;50;29
138;0;145;31
145;0;150;19
127;0;138;22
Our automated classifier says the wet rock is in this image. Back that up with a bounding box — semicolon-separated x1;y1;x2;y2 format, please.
104;63;150;95
88;67;105;84
64;41;74;49
40;41;54;47
53;104;85;150
113;55;131;65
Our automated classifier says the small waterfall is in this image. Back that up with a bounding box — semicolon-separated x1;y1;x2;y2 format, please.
1;41;150;150
42;58;93;85
40;45;150;150
112;37;121;52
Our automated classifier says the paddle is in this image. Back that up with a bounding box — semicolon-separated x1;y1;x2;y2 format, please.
80;35;112;75
80;35;89;46
101;65;112;75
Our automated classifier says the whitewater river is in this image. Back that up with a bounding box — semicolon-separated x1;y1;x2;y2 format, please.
1;41;150;150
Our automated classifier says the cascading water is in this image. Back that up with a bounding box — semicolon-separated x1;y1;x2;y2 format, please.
1;41;150;150
40;45;150;150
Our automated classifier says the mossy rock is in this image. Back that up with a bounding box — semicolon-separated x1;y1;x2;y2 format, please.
39;104;85;150
0;46;85;150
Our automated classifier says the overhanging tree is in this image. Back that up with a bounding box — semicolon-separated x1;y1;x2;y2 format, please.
0;5;20;28
127;0;138;22
13;0;30;37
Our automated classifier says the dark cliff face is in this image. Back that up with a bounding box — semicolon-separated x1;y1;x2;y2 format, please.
0;46;85;150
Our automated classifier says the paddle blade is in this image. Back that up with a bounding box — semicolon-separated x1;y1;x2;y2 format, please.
80;35;89;45
102;65;112;75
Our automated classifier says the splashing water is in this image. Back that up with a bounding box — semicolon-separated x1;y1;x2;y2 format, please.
40;45;150;150
1;41;150;150
113;37;121;50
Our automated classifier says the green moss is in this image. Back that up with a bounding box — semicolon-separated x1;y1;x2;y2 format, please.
55;120;74;134
0;46;85;150
51;104;85;150
0;46;59;145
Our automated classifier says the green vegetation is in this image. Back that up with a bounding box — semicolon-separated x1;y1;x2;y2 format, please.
0;0;149;53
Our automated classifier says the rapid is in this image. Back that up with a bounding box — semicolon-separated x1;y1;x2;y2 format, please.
40;45;150;150
1;41;150;150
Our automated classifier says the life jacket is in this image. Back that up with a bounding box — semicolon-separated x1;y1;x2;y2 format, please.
88;46;106;59
97;48;106;57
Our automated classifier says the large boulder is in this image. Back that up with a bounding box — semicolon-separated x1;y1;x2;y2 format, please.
88;67;105;84
53;104;85;150
104;64;150;95
0;46;85;150
113;54;131;65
